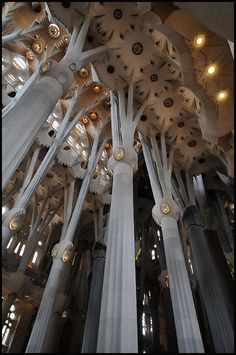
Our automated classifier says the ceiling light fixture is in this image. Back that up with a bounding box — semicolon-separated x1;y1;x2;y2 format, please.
194;34;206;48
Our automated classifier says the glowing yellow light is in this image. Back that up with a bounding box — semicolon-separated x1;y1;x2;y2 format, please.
194;34;206;47
207;64;217;75
82;116;89;124
216;90;228;102
89;111;98;120
92;85;101;94
160;202;170;214
79;67;89;78
114;147;124;161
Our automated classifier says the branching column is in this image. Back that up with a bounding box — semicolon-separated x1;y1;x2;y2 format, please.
97;85;145;353
25;127;106;353
140;133;204;353
181;174;234;353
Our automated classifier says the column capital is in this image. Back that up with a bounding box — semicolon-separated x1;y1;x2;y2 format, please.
39;60;74;95
152;197;179;225
3;207;26;231
51;240;73;263
108;144;138;172
182;205;204;229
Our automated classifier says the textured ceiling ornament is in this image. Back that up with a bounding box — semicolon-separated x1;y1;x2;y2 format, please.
47;2;89;31
35;124;56;148
165;114;200;146
137;106;162;137
152;89;188;127
93;50;129;90
90;2;139;42
3;2;46;34
70;160;87;180
174;135;210;168
178;86;203;115
134;59;181;104
89;175;111;195
113;26;156;78
57;142;81;167
152;29;181;64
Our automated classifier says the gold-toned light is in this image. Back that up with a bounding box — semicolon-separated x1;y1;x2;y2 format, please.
206;64;217;76
32;39;44;53
160;202;170;214
9;217;24;231
114;147;124;161
62;89;74;100
89;111;98;120
105;142;111;149
82;116;89;124
26;50;35;60
48;23;61;38
194;34;206;48
79;66;89;78
92;84;101;94
216;90;228;102
62;250;71;263
62;311;68;318
39;61;52;75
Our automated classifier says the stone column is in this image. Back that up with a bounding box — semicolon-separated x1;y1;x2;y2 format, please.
183;205;234;353
25;128;105;353
152;200;204;353
81;242;106;353
140;133;204;353
2;60;73;189
97;158;138;353
97;85;144;353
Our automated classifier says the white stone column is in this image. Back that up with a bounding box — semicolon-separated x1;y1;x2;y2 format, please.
2;61;73;190
25;128;106;353
97;85;145;353
140;133;204;353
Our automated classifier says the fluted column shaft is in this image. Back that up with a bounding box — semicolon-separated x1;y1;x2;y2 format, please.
160;215;204;352
183;205;234;352
97;162;138;353
81;244;106;353
2;62;73;189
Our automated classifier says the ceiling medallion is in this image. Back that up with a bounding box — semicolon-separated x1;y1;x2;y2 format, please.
92;85;101;94
82;116;89;124
89;111;98;120
114;147;124;161
114;9;123;20
150;74;158;82
32;39;45;53
160;202;170;214
79;66;89;78
164;98;173;107
132;42;143;55
48;24;61;38
26;50;35;60
187;140;197;148
177;121;184;127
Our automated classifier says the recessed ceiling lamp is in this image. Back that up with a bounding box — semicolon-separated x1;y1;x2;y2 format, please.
194;34;206;48
92;85;101;94
206;64;217;76
216;90;228;102
82;116;89;124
